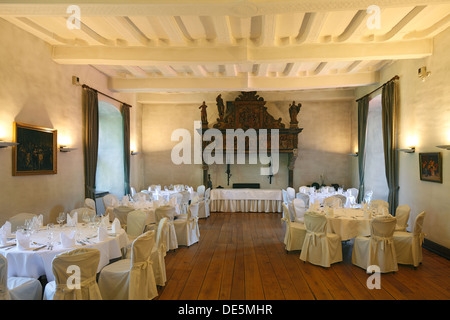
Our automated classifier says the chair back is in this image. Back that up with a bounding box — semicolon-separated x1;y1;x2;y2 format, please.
347;188;359;199
70;207;96;222
155;205;176;222
395;205;411;230
51;248;102;300
127;209;152;239
286;187;296;201
297;192;310;207
188;202;199;220
8;213;37;232
129;230;156;300
0;255;10;300
134;192;150;202
84;198;96;210
304;211;327;235
371;216;397;240
413;211;426;235
299;186;308;193
156;218;169;253
282;189;288;205
197;185;206;197
370;199;389;210
281;203;291;225
293;198;307;220
323;196;342;208
113;206;134;226
204;188;211;200
102;194;118;209
363;190;373;203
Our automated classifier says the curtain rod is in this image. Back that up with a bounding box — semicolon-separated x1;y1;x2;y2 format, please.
355;75;399;102
82;84;132;107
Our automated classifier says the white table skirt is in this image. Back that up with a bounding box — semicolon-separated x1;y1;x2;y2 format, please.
0;224;128;281
325;208;372;241
210;189;282;213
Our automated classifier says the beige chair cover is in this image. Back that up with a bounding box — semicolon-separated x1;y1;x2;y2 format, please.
292;198;307;223
394;204;411;232
155;205;178;250
323;196;342;208
0;255;42;300
352;215;398;273
127;209;153;241
84;198;96;211
173;202;200;246
151;218;169;286
8;213;37;232
102;194;119;213
197;185;206;199
300;211;342;267
281;203;306;251
44;248;102;300
98;230;158;300
393;211;426;267
113;206;135;228
369;199;389;210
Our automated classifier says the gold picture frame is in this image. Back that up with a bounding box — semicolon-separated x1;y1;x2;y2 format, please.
419;152;442;183
12;122;57;176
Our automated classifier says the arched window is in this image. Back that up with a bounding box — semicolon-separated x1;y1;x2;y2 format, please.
95;101;125;198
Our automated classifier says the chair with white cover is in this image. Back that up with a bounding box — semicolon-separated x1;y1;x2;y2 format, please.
126;209;154;242
296;192;310;208
102;194;119;213
198;188;210;219
394;205;411;232
0;255;42;300
8;213;37;233
370;199;389;211
197;185;206;199
173;202;200;247
84;198;96;211
292;198;307;223
300;211;343;267
299;186;309;194
282;189;289;205
43;248;102;300
70;208;96;226
323;196;342;208
281;203;306;251
286;187;296;202
151;217;169;286
363;190;373;203
134;192;150;202
393;211;426;267
98;230;158;300
347;188;359;200
155;205;178;251
113;206;135;230
180;191;191;214
352;215;398;273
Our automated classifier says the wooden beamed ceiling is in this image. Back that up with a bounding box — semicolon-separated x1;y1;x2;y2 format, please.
1;0;449;93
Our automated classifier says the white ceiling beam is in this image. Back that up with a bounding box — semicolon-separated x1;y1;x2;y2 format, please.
156;16;187;46
212;16;234;45
155;65;178;77
333;10;367;42
105;16;152;46
122;65;148;78
254;63;269;77
109;71;379;93
403;13;450;39
224;64;238;77
52;39;433;65
189;65;208;77
256;14;277;46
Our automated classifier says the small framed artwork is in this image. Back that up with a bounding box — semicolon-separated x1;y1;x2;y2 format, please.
419;152;442;183
12;122;57;176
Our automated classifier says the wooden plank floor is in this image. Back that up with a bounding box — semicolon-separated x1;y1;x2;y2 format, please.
157;212;450;300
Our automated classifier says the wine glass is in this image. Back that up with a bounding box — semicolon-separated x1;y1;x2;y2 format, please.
82;212;91;226
47;223;55;249
57;212;66;228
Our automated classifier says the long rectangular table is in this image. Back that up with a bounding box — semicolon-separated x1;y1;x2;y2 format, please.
210;188;282;213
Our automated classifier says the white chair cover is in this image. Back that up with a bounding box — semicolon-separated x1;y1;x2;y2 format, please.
113;206;135;228
0;255;42;300
363;190;373;203
98;230;158;300
292;198;307;223
197;185;206;199
300;211;342;267
286;187;296;202
127;209;153;241
282;189;288;205
296;192;310;208
130;187;136;198
198;188;210;219
169;192;183;214
70;207;96;220
393;211;426;267
134;192;150;202
151;218;169;286
173;202;200;247
43;248;102;300
370;199;389;211
394;205;411;232
352;215;398;273
323;196;342;208
347;188;359;200
299;186;308;193
102;194;119;211
155;205;178;251
84;198;96;211
281;203;306;251
8;213;37;233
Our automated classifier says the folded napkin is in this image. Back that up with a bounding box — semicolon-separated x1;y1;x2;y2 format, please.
60;231;76;248
16;231;31;250
0;221;11;237
97;226;108;241
111;218;121;234
67;212;78;227
100;214;110;228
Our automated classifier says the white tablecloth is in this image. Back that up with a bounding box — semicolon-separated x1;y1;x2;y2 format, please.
0;224;128;281
325;208;372;241
210;189;282;213
297;192;356;208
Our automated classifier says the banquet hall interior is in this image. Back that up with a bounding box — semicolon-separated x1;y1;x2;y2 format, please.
0;0;449;301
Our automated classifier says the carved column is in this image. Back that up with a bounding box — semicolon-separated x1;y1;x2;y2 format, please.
288;148;298;188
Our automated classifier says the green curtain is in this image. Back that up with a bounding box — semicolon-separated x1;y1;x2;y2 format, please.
357;96;369;203
121;104;131;196
382;80;399;215
82;87;99;199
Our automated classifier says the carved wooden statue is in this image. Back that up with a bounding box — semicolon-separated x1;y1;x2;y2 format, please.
289;101;301;127
199;101;208;127
216;94;225;121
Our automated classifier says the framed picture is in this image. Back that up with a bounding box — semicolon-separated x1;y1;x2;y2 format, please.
419;152;442;183
12;122;57;176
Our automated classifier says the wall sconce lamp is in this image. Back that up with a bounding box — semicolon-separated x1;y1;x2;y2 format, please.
347;152;358;157
59;145;77;152
398;147;415;153
0;141;18;148
131;151;140;156
436;145;450;150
